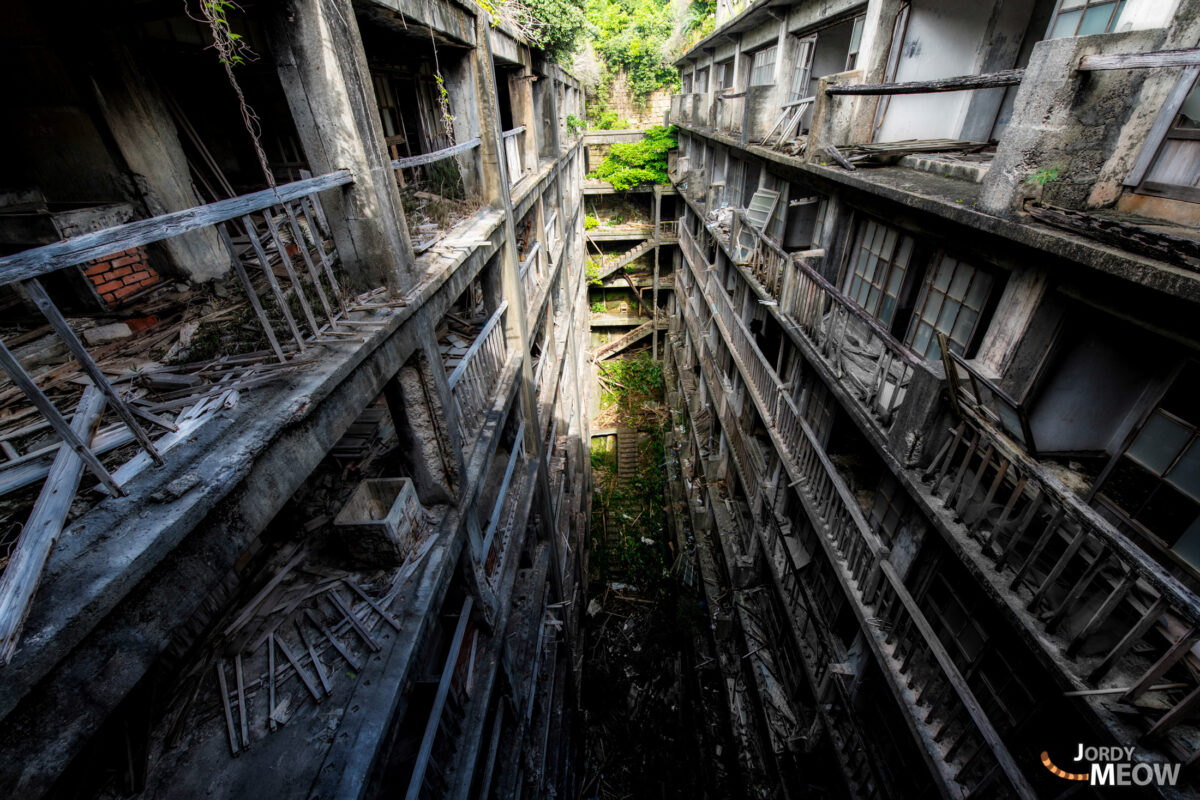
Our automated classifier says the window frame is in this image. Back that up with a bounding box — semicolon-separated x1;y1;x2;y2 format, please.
788;35;818;103
1127;68;1200;204
841;217;916;329
845;14;866;70
1045;0;1127;39
749;45;778;87
903;253;996;362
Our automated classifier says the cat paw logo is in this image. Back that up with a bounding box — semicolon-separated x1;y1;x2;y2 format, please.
1041;746;1182;787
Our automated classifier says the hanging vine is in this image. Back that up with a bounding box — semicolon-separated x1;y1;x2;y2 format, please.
187;0;277;188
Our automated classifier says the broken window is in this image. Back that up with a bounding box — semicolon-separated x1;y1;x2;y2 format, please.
1132;72;1200;203
842;218;914;328
844;14;866;70
1096;362;1200;571
749;46;777;87
682;70;693;93
787;36;817;103
716;59;735;90
1046;0;1127;38
694;67;709;93
904;254;994;361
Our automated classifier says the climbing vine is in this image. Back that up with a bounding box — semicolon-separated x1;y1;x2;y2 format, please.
188;0;275;187
587;124;676;190
584;0;678;112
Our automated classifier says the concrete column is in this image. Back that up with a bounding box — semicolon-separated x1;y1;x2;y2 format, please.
90;42;228;283
266;0;417;294
477;14;562;598
509;61;538;176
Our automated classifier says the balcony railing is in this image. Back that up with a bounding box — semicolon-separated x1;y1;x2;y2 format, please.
520;241;545;309
0;170;365;661
482;421;526;583
682;222;1036;797
657;219;679;241
921;406;1200;764
789;256;937;430
543;208;559;255
502;126;526;186
447;301;508;442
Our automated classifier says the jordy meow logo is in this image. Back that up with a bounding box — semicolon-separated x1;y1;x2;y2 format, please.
1041;745;1182;787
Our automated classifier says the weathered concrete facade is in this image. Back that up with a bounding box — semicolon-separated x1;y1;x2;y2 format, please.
665;0;1200;796
0;0;589;797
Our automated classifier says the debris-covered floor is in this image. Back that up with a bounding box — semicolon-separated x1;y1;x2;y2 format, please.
579;351;738;799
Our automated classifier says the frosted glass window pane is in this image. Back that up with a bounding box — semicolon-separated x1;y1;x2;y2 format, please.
966;273;992;308
1060;0;1086;8
1172;515;1200;570
886;263;905;294
937;299;959;333
1128;414;1190;474
1079;5;1114;35
1051;9;1083;37
1168;442;1200;501
912;324;932;359
949;266;972;298
951;308;978;344
934;260;953;290
880;295;896;326
895;237;914;267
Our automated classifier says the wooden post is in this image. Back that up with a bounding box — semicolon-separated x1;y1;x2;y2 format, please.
0;386;107;662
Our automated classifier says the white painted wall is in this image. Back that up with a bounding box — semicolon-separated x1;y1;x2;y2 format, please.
875;0;996;142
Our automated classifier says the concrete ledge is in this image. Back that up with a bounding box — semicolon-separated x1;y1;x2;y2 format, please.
898;153;990;184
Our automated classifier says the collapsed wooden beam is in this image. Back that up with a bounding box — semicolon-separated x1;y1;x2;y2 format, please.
825;69;1024;96
0;385;107;663
1079;47;1200;71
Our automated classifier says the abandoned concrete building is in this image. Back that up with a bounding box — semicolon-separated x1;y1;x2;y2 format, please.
5;0;1200;797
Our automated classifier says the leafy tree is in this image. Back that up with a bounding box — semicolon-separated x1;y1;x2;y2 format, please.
587;125;676;190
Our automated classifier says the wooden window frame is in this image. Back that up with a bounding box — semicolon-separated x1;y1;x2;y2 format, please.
1045;0;1126;39
1127;67;1200;204
904;253;996;362
844;14;866;70
841;217;916;329
749;45;778;87
788;35;818;104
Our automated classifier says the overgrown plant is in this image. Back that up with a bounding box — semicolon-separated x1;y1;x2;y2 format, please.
587;125;676;190
188;0;275;187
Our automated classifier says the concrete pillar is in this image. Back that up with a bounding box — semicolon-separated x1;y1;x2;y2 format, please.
266;0;417;294
90;43;228;283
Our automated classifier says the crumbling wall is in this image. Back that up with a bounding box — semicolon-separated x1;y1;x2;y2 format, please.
601;72;672;128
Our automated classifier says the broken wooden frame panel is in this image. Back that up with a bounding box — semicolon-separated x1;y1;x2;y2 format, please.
519;241;546;308
502;127;527;188
447;301;510;446
938;334;1037;456
921;407;1200;763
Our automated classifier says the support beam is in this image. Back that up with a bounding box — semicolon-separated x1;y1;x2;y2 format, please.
825;69;1025;96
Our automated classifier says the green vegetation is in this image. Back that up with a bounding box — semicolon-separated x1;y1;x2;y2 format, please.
680;0;717;47
567;113;587;135
589;110;632;130
587;124;676;190
1027;167;1061;187
591;299;608;313
586;0;678;108
526;0;589;60
590;352;669;590
585;213;599;230
586;259;604;285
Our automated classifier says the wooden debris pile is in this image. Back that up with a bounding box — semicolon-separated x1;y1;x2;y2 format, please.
824;138;987;169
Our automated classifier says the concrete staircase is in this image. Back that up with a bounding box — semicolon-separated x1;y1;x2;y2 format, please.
592;239;654;281
617;427;639;486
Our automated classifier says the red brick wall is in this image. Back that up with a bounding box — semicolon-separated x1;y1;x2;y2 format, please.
82;247;162;308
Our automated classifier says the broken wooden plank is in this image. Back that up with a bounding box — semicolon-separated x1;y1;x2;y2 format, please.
305;608;363;671
0;385;108;662
296;619;333;696
267;633;278;731
824;145;856;171
0;341;123;496
215;660;241;757
826;69;1024;96
1079;47;1200;71
235;653;250;749
343;578;402;631
392;138;481;170
326;590;381;652
274;635;323;703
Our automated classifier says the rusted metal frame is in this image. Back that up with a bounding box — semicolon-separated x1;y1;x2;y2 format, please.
217;226;287;363
21;279;164;466
0;338;123;495
281;202;336;326
241;215;306;351
1121;624;1200;703
1089;597;1168;683
259;211;322;339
